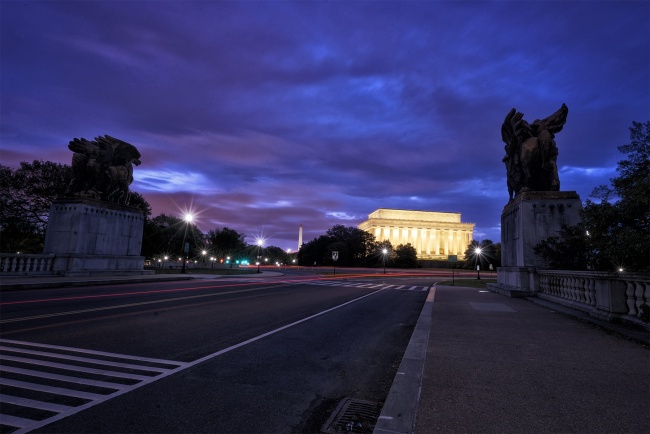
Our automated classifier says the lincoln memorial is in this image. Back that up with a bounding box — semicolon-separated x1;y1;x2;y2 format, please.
358;208;475;260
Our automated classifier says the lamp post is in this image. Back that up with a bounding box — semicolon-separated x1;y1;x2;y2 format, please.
256;238;264;273
475;246;482;280
382;248;388;274
202;250;207;265
180;213;193;273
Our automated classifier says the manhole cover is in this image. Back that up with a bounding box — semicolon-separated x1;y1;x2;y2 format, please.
321;398;382;433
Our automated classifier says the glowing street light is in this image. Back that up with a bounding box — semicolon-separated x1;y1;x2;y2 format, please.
202;250;207;264
181;213;194;274
382;248;388;274
475;247;482;280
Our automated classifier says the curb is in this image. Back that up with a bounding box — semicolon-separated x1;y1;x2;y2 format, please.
373;286;436;434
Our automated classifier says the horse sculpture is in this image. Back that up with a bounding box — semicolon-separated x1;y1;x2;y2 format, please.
501;104;568;200
65;135;141;205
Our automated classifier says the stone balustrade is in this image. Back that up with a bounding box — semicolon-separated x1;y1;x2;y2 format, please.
0;253;55;275
538;270;649;327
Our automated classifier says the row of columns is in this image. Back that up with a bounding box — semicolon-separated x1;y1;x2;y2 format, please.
373;226;472;257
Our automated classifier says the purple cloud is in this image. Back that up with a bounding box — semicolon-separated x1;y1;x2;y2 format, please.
1;0;648;251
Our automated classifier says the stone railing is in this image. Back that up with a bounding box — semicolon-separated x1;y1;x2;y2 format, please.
537;270;649;327
0;253;55;275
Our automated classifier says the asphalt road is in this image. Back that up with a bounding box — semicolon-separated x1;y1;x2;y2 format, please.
0;273;431;433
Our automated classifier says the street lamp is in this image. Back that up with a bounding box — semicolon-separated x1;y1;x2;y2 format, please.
181;213;193;273
475;247;482;280
382;248;388;274
202;250;207;264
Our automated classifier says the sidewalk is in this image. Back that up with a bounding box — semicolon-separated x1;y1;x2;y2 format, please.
376;285;650;434
0;271;284;291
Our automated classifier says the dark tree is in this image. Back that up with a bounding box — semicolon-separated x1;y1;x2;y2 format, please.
142;213;203;260
0;161;72;252
534;225;590;270
394;243;419;268
128;191;152;219
262;245;291;265
535;121;650;272
298;235;333;266
205;227;247;260
325;225;377;266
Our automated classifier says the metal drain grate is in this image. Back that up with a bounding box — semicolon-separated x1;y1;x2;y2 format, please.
321;398;382;433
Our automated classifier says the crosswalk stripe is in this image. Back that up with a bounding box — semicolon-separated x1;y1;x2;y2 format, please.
0;354;154;380
0;378;106;400
0;394;73;413
0;346;172;373
292;280;428;291
0;414;34;429
0;340;186;432
0;339;182;366
0;365;130;390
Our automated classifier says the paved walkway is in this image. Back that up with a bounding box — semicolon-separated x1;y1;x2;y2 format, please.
376;285;650;434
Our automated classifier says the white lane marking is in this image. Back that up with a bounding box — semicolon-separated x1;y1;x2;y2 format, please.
0;347;172;373
0;378;106;400
0;339;182;366
0;354;154;380
0;393;73;412
0;287;388;433
0;366;130;390
0;340;188;432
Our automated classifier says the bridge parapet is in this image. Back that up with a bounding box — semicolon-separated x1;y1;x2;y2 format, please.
537;270;649;328
1;253;56;275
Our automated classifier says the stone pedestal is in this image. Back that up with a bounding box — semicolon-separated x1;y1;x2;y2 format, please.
489;191;582;297
44;198;150;276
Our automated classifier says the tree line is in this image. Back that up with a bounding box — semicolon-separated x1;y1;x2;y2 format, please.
2;121;646;271
0;162;419;267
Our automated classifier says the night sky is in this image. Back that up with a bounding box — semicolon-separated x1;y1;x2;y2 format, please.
2;1;648;252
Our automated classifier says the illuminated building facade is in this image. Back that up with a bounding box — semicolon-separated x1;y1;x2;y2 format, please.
358;208;474;259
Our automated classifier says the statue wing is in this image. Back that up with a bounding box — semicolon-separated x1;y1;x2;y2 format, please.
538;103;568;134
100;135;141;165
501;108;525;146
68;138;95;154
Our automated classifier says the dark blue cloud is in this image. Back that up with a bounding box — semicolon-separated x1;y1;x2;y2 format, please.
1;0;648;251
